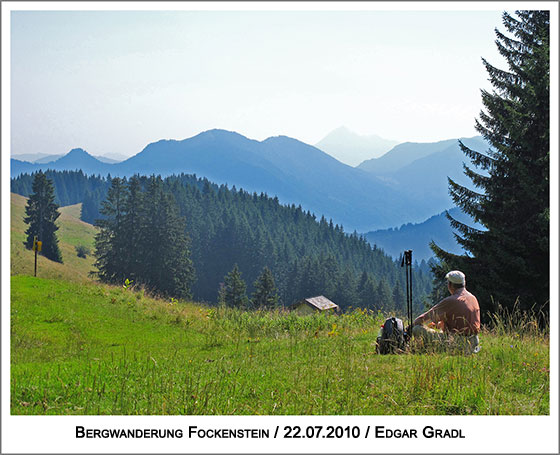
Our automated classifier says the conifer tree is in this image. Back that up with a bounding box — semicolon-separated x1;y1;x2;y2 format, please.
23;172;63;263
220;264;249;308
94;177;128;283
140;176;195;299
251;266;279;309
357;271;377;310
431;11;550;313
375;279;393;312
333;266;359;311
81;190;99;224
122;176;144;281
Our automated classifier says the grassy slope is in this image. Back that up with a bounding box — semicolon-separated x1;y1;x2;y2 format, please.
11;276;549;415
11;193;97;282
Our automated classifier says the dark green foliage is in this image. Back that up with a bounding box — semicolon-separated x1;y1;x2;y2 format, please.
94;177;128;283
251;267;279;309
392;279;406;313
93;176;194;299
357;271;378;311
23;172;63;263
75;245;90;258
80;189;104;224
431;11;550;315
139;177;195;299
220;264;249;309
375;279;393;312
332;267;359;311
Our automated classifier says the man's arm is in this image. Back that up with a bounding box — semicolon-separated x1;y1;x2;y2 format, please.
413;298;452;326
413;308;434;326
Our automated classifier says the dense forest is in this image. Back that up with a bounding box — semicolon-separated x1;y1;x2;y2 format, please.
12;170;433;312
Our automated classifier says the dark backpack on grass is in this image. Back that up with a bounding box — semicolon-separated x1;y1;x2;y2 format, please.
376;317;406;354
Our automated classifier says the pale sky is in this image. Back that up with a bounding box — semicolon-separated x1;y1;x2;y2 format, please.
10;8;505;158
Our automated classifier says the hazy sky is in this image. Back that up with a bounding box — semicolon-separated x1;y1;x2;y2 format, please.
10;8;505;158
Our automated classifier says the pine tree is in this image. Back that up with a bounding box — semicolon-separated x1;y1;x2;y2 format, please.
430;11;550;314
221;264;249;308
140;176;195;299
93;177;128;283
251;267;279;309
23;172;63;263
121;176;145;281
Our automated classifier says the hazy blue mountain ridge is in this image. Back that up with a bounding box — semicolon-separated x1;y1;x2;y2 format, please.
11;153;64;163
11;150;125;165
358;136;487;175
365;208;483;261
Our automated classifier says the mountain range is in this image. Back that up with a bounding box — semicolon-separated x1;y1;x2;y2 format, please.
364;208;484;262
11;151;126;164
315;126;399;166
10;129;488;232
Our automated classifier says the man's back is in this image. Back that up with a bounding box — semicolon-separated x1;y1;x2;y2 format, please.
432;288;480;335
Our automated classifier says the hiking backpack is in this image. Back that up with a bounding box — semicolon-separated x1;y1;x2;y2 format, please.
376;317;407;354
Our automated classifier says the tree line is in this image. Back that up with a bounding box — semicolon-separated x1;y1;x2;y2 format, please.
91;173;433;312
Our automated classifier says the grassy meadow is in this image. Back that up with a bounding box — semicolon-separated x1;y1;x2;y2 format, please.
11;275;549;415
9;194;550;415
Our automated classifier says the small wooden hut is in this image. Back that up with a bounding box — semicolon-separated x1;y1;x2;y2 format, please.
291;296;339;315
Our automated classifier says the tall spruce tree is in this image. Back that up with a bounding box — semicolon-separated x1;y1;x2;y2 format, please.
251;267;279;309
122;176;145;281
431;11;550;314
23;172;63;263
140;177;195;299
220;264;249;308
94;177;128;283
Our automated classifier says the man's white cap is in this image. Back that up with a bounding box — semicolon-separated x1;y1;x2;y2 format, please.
445;270;465;285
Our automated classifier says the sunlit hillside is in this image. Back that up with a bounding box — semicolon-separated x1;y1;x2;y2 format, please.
11;193;97;282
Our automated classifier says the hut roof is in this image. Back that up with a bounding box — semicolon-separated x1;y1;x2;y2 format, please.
299;295;339;311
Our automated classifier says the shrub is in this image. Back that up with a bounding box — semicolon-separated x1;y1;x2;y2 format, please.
75;245;90;259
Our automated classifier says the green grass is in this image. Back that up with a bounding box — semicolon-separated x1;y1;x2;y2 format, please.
11;276;549;415
11;193;97;282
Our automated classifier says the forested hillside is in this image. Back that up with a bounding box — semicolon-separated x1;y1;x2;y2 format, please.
11;171;432;312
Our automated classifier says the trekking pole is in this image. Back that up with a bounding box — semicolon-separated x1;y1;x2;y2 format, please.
401;250;413;333
33;236;38;277
409;251;413;330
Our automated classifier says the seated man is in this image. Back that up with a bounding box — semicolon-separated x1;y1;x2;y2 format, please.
412;270;481;353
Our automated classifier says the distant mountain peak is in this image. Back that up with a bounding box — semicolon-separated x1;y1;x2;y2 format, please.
264;135;304;145
315;127;400;166
55;148;98;162
66;148;89;156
